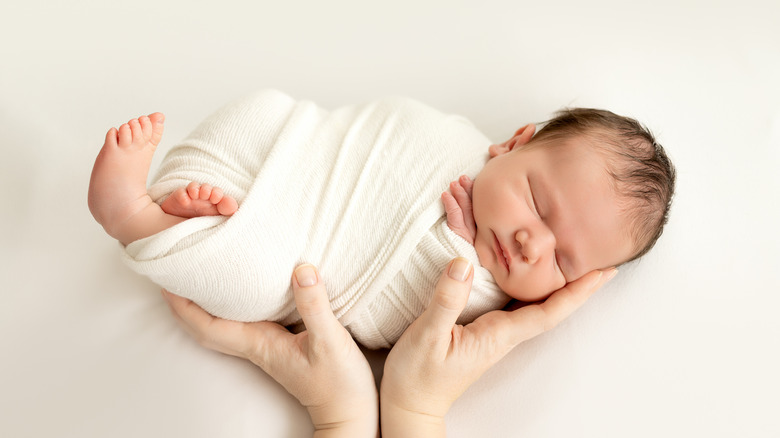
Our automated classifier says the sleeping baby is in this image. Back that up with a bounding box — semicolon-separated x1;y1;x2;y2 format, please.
88;90;675;348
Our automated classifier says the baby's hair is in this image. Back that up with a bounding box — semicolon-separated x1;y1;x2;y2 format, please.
532;108;676;263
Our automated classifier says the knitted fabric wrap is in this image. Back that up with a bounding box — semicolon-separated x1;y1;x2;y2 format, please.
123;90;509;348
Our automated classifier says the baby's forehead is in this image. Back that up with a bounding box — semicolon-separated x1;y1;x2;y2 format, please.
533;135;614;170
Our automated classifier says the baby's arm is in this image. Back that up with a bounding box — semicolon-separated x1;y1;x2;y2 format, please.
441;175;476;245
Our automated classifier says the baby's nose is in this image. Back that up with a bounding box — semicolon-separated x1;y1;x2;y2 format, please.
515;230;541;264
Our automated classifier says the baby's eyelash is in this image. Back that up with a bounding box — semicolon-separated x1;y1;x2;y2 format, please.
528;179;540;216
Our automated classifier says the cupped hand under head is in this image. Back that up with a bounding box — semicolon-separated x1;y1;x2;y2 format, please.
380;257;617;437
161;264;379;437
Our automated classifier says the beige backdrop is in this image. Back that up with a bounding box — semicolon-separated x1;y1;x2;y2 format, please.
1;1;778;436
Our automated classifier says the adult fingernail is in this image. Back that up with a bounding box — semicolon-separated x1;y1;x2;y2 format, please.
448;257;472;282
294;264;318;287
605;268;618;282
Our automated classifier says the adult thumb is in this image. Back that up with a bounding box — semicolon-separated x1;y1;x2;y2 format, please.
414;258;474;340
291;264;342;338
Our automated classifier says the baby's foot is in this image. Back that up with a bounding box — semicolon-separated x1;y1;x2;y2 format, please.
88;113;167;243
161;182;238;218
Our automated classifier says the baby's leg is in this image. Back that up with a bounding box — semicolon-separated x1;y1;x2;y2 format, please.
88;114;235;246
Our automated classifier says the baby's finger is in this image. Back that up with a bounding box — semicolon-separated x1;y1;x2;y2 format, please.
442;192;465;229
451;178;476;235
450;181;471;211
459;175;474;196
291;264;342;339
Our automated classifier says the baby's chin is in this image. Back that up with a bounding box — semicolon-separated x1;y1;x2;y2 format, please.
506;289;555;303
492;274;556;303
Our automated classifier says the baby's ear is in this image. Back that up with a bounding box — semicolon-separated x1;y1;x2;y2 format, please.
512;124;536;148
488;124;537;158
488;142;511;158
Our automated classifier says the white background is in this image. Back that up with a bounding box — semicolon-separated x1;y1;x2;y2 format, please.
1;1;778;437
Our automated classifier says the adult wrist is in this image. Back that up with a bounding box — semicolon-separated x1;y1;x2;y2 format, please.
312;419;379;438
308;397;379;438
380;399;446;438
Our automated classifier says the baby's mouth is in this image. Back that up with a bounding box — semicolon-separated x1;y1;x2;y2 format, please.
492;232;511;272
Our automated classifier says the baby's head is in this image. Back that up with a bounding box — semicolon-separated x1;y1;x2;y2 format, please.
472;108;676;301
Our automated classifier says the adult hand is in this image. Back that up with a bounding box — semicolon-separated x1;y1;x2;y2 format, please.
162;264;378;438
380;257;617;437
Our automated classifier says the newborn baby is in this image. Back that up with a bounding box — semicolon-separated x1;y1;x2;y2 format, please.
88;90;675;348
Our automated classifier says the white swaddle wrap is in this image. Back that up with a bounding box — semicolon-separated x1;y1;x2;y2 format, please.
123;90;509;348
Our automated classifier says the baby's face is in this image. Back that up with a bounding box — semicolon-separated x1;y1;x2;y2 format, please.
472;135;635;301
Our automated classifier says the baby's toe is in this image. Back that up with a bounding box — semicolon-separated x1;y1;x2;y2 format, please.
129;119;143;143
117;123;132;146
139;116;152;142
186;181;200;200
216;196;238;216
209;187;224;204
173;188;192;205
104;127;118;148
148;112;165;146
198;184;213;200
148;112;165;124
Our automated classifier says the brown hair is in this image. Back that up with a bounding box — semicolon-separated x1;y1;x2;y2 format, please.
532;108;676;263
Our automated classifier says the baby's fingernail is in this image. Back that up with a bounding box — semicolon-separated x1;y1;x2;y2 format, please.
448;257;472;282
294;264;318;287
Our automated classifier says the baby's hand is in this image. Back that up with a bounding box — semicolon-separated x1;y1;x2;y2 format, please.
441;175;477;245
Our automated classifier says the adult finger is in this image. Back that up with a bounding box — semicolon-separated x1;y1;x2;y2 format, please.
162;289;232;352
496;268;617;348
161;289;282;359
162;289;215;332
291;264;342;337
413;258;474;342
161;289;200;339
